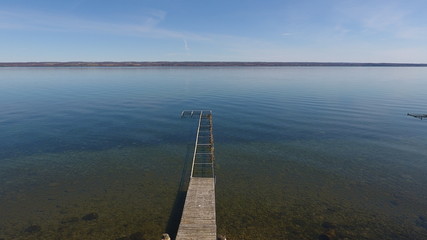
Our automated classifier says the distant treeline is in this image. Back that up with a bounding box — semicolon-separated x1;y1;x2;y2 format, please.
1;62;427;67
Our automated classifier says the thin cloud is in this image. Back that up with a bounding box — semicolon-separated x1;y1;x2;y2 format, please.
334;25;350;35
361;6;407;31
335;1;426;40
396;26;427;39
183;39;190;51
281;32;293;37
0;9;208;41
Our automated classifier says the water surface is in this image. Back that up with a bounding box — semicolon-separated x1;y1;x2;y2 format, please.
1;67;427;239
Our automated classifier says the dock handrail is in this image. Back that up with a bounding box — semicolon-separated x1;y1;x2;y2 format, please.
181;110;214;178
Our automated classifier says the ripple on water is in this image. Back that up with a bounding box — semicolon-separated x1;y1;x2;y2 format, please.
1;67;427;239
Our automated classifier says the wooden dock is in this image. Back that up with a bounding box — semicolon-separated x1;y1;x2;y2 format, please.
176;110;216;240
175;177;216;240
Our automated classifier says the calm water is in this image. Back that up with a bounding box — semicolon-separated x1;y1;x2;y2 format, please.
1;67;427;240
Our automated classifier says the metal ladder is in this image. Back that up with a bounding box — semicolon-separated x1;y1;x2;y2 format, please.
181;110;214;178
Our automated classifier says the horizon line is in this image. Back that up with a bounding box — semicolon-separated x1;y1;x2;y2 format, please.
1;61;427;67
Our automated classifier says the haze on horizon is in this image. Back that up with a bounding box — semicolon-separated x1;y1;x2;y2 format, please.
1;0;427;63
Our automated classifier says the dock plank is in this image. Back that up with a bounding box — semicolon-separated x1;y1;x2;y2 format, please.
176;177;216;240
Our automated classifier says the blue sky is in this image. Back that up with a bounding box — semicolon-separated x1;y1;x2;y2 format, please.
1;0;427;62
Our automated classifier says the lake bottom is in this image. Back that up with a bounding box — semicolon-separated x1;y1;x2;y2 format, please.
1;139;427;240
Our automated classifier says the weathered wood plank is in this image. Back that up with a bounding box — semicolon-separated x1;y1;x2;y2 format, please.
176;177;216;240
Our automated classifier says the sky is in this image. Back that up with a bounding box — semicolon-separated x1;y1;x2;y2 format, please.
1;0;427;62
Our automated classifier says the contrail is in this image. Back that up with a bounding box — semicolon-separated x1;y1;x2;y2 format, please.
183;39;190;51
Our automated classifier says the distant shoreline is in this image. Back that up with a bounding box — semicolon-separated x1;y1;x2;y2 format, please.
1;61;427;67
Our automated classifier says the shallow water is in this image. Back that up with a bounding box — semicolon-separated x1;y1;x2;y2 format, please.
1;67;427;239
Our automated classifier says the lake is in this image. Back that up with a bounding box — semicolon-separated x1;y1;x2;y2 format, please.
1;67;427;240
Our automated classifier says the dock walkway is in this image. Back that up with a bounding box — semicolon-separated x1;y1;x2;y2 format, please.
176;110;216;240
